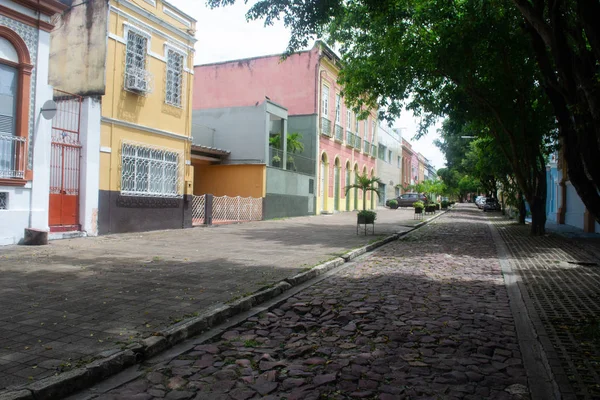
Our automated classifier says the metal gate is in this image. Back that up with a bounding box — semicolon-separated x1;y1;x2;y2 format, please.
49;90;82;231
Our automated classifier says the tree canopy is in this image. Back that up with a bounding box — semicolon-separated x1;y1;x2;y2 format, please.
207;0;591;234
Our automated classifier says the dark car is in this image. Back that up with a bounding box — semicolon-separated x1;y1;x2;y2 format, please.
391;193;428;207
483;198;500;212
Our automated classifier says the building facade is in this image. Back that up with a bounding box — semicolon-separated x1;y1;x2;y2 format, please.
0;0;67;245
376;125;402;205
49;0;196;235
546;151;600;233
194;41;378;217
401;139;414;191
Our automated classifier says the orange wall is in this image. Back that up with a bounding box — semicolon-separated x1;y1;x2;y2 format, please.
193;163;266;198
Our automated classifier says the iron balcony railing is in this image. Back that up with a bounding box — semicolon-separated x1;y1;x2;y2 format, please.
363;139;370;154
371;144;377;158
334;124;344;142
0;134;27;179
320;117;332;137
354;136;362;150
346;131;355;147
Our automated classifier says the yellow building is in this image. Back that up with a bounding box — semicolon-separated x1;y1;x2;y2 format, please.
49;0;196;235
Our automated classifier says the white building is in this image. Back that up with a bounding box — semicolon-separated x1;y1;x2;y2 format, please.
376;125;403;205
0;0;67;245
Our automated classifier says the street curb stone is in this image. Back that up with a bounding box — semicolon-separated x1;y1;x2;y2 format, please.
0;208;448;400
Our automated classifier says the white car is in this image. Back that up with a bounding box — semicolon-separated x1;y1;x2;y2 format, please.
476;196;487;209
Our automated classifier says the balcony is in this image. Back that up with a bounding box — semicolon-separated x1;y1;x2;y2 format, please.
371;144;377;158
320;117;332;137
346;131;355;147
354;136;362;150
334;124;344;142
363;140;370;154
0;134;27;179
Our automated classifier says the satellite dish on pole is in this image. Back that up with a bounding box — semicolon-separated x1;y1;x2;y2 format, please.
40;100;57;120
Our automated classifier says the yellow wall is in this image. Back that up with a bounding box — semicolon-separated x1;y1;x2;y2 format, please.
99;0;195;195
193;163;266;198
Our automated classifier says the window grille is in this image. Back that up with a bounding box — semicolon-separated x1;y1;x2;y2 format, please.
335;94;341;124
124;30;152;94
346;110;351;129
0;192;6;209
165;48;184;107
354;114;359;134
120;142;182;198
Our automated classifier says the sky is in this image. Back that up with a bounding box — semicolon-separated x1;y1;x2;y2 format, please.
168;0;447;171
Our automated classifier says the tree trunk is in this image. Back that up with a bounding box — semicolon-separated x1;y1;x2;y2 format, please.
518;195;526;224
362;189;367;211
529;197;546;236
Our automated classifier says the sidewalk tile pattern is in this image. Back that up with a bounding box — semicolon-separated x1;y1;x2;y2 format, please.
493;217;600;400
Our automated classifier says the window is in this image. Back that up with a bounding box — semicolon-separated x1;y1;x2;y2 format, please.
372;121;376;141
346;110;352;130
0;31;31;183
378;144;386;161
321;85;329;118
0;63;18;178
125;29;149;93
354;114;359;135
335;94;341;124
388;150;392;163
364;120;368;139
0;192;6;209
165;48;184;107
121;142;181;198
397;156;401;168
308;179;314;194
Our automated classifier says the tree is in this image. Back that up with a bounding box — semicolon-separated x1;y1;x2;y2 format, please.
345;173;382;211
512;0;600;225
209;0;557;234
268;132;305;153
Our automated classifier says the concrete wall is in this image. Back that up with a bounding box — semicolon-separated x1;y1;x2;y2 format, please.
192;106;267;163
193;163;266;198
49;0;109;96
79;97;101;236
265;167;315;219
194;47;319;115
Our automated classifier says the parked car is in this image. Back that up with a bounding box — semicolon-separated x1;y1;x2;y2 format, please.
392;193;428;207
483;198;501;212
476;196;487;209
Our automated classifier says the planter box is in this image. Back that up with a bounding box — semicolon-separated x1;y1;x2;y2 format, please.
357;215;376;224
414;208;423;214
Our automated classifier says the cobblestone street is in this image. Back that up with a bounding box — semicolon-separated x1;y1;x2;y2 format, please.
93;206;530;400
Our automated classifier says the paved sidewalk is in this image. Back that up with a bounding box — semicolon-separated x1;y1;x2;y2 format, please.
490;214;600;400
90;204;530;399
0;208;430;390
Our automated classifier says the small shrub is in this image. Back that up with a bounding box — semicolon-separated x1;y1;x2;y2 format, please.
388;199;398;209
357;210;377;222
412;201;425;210
441;200;450;208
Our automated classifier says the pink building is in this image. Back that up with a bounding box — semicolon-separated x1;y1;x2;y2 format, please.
194;41;378;214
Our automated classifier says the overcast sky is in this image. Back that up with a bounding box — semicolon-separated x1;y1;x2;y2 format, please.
169;0;446;171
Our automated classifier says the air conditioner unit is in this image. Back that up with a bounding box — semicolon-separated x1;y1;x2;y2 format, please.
125;72;148;93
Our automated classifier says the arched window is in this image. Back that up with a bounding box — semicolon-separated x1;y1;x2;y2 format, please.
0;27;32;185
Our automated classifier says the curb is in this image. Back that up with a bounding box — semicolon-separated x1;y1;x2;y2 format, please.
0;208;449;400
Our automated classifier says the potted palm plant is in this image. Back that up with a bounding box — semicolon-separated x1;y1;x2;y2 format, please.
270;132;304;171
346;173;382;231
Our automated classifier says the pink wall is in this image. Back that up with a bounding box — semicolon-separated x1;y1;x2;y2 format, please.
194;48;320;115
320;139;376;199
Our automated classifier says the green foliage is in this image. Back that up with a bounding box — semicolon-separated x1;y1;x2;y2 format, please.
357;210;377;222
387;199;398;208
441;200;450;208
269;132;305;154
345;173;382;211
412;201;425;210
